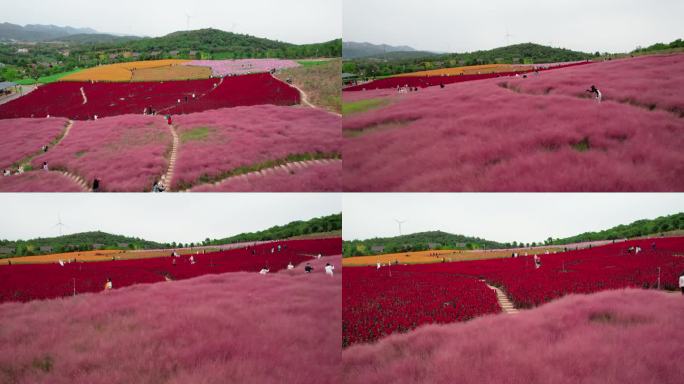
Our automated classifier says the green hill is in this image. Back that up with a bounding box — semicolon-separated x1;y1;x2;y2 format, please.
343;43;596;77
207;213;342;245
0;28;341;82
343;230;506;257
0;231;166;257
550;213;684;245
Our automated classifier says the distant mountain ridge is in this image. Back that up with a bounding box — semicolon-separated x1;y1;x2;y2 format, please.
343;41;422;59
0;22;100;41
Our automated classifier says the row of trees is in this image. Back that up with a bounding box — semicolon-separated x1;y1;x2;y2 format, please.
343;231;507;257
550;213;683;245
206;213;342;245
0;231;165;257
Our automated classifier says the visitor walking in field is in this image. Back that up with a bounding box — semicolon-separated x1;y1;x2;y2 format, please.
679;273;684;295
325;263;335;276
92;177;100;192
104;278;113;291
287;262;294;270
586;85;602;102
259;266;269;274
42;161;49;171
304;263;313;273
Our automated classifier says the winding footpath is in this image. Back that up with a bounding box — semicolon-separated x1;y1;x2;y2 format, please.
159;124;179;191
80;87;88;104
190;158;341;191
486;283;520;314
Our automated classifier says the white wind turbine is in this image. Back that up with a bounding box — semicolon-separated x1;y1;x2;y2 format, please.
394;219;406;236
54;214;68;236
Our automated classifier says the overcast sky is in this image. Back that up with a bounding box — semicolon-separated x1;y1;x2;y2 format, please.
344;0;684;53
0;193;341;243
0;0;341;43
343;194;684;243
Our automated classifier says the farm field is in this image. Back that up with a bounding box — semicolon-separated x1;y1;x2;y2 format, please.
343;54;684;191
30;115;173;192
60;59;191;82
0;255;341;384
342;247;564;266
171;105;341;190
0;117;69;169
343;289;684;384
0;237;341;304
274;58;343;114
342;237;684;346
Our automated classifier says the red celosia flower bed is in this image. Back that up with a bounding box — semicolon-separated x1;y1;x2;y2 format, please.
0;237;341;304
343;237;684;346
343;267;500;346
0;74;299;120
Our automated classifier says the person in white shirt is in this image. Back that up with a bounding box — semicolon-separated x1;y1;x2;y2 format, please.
679;273;684;295
189;255;196;265
534;255;541;269
317;253;322;260
325;263;335;276
287;262;294;270
58;260;65;267
376;262;381;269
259;267;269;275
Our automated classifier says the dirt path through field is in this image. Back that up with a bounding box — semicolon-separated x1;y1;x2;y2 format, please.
486;283;519;314
190;158;341;191
159;123;179;191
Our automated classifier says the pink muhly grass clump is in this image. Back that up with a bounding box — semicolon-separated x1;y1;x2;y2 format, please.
343;289;684;384
172;105;341;190
190;160;341;192
185;59;300;76
31;115;172;191
343;65;684;191
0;171;83;192
508;54;684;115
0;117;68;168
0;260;341;384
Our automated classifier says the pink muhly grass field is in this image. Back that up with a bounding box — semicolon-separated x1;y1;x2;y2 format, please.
343;289;684;384
507;54;684;115
0;260;341;384
31;115;172;191
184;59;300;76
343;62;684;191
0;171;83;192
190;160;341;192
172;105;341;190
0;117;68;168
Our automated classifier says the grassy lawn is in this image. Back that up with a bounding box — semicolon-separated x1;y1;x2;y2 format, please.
274;59;341;114
180;126;213;143
342;98;391;116
15;68;84;85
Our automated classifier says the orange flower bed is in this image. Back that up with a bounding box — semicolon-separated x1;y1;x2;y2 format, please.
61;60;191;82
0;248;216;265
393;64;533;78
342;247;564;266
131;65;212;82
